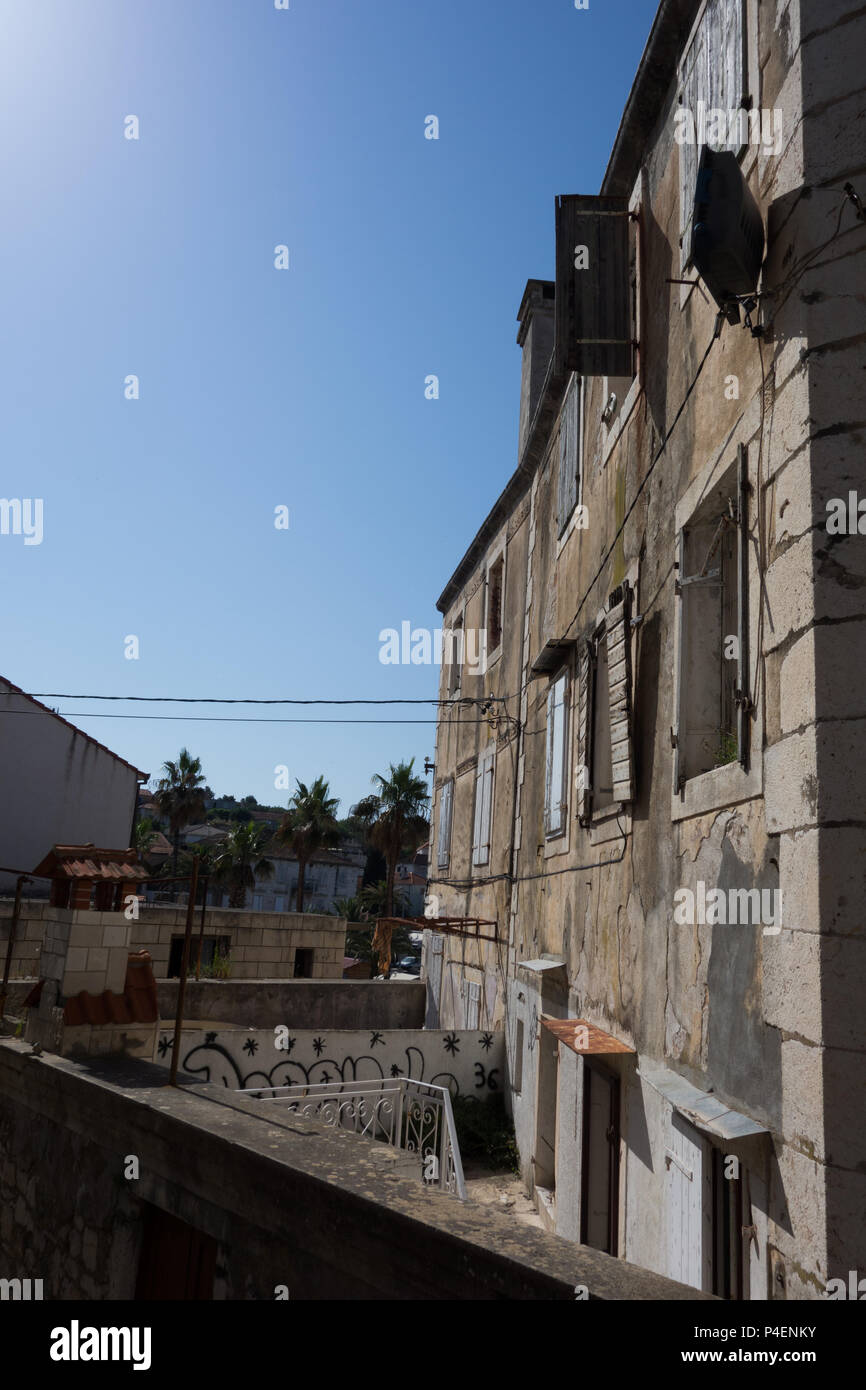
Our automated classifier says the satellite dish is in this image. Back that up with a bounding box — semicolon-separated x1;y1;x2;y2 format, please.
690;146;765;323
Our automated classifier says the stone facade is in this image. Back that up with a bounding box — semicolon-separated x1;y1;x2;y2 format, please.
426;0;866;1300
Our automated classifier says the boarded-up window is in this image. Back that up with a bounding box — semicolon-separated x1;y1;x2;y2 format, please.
437;778;454;869
678;0;747;271
557;377;581;535
544;670;569;837
555;194;634;378
472;745;495;867
673;446;749;788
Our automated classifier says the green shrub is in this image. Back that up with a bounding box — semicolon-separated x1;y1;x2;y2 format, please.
451;1093;519;1174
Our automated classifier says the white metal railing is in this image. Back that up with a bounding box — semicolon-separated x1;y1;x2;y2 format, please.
240;1076;466;1200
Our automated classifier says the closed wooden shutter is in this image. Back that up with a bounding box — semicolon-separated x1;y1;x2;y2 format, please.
472;747;494;866
672;529;685;794
736;443;750;770
465;980;481;1030
575;639;594;823
425;934;444;1028
437;779;453;868
607;589;635;803
545;671;569;835
555;195;633;378
557;377;580;534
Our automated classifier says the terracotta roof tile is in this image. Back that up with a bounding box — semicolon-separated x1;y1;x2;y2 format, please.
61;950;158;1028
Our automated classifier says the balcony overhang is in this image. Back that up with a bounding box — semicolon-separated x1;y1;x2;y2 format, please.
638;1061;770;1141
541;1017;635;1056
529;638;577;677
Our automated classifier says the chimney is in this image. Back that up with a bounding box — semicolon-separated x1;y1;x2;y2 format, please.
516;279;555;462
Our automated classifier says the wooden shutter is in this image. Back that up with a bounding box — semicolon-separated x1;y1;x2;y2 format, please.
558;378;580;533
607;589;635;803
425;934;444;1028
465;980;481;1030
575;639;594;823
473;747;494;866
679;0;746;269
678;18;705;271
545;673;568;835
736;443;750;770
673;529;685;794
666;1114;707;1291
555;195;633;377
437;780;453;867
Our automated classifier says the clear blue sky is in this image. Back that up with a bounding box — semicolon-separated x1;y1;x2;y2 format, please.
0;0;658;813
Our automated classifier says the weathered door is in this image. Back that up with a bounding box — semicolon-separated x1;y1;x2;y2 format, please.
666;1111;711;1290
135;1203;216;1300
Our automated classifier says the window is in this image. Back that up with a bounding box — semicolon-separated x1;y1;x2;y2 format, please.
673;446;749;789
576;585;636;823
437;778;454;869
471;745;495;867
486;556;504;655
678;0;747;272
558;377;581;534
252;894;263;911
274;895;287;913
544;669;569;838
446;612;464;698
294;948;314;978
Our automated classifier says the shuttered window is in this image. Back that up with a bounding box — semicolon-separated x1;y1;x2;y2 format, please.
555;195;634;378
673;446;749;788
607;593;636;803
437;778;454;869
575;585;637;823
678;0;747;271
575;639;594;824
472;745;495;867
544;670;569;837
557;377;581;535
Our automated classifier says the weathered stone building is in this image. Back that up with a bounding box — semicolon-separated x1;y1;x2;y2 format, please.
426;0;866;1298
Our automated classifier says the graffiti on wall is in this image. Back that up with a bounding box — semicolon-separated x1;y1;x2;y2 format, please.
154;1027;504;1096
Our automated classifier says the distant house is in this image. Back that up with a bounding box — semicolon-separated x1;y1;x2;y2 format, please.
242;844;365;915
395;843;429;916
0;676;148;895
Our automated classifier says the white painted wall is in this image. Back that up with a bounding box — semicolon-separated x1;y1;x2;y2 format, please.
0;681;141;891
151;1026;504;1097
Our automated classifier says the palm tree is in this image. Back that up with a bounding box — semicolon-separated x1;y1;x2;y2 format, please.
154;749;207;876
211;822;275;909
353;760;429;973
277;776;342;913
132;817;156;856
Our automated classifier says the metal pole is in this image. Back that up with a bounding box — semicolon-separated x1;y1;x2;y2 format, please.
195;874;208;980
168;857;199;1087
0;875;29;1020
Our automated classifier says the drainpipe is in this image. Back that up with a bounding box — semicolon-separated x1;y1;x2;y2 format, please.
0;875;30;1021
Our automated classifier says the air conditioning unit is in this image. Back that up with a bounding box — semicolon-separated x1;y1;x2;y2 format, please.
690;147;765;323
